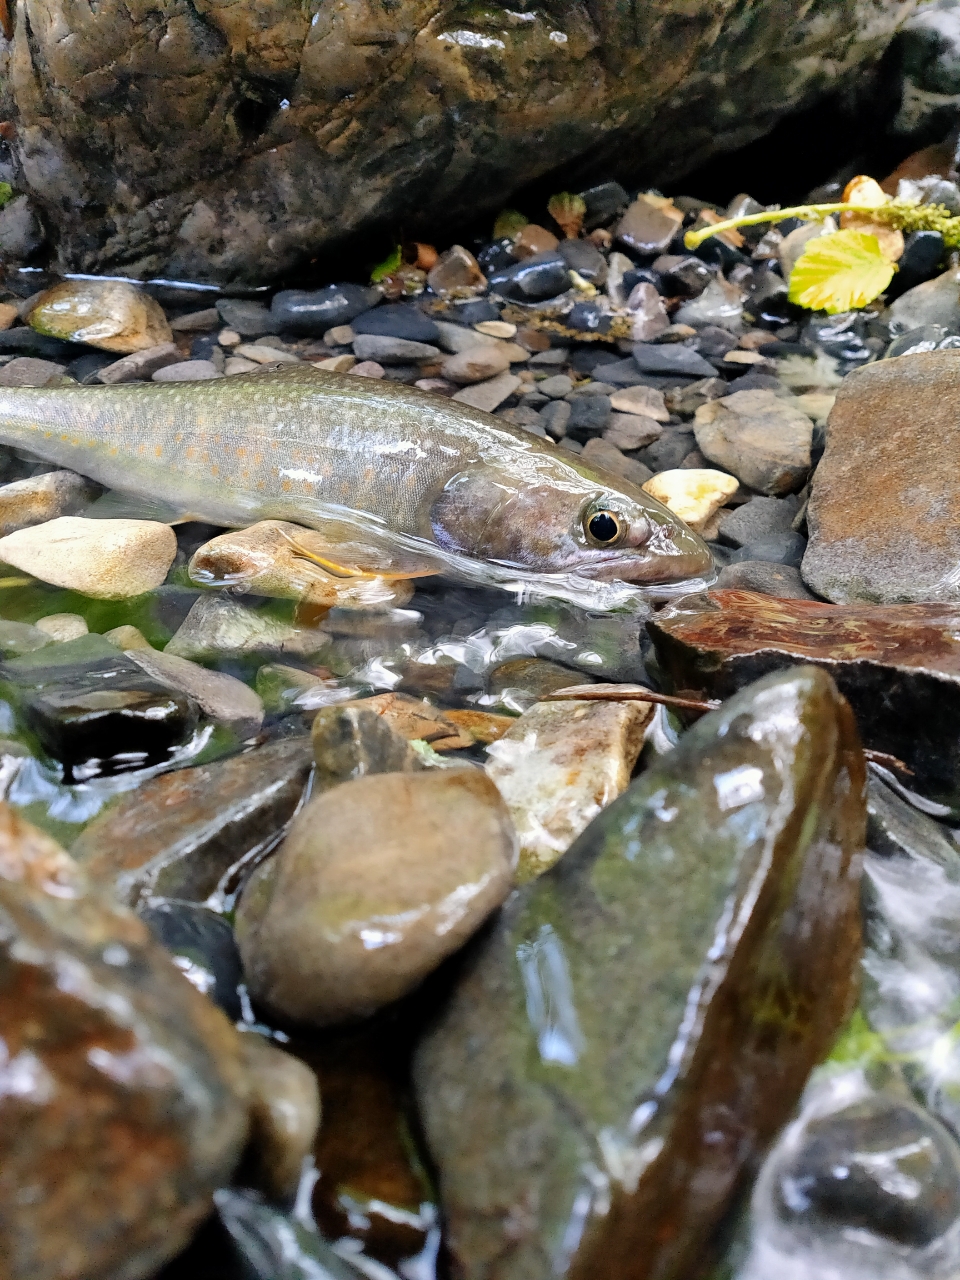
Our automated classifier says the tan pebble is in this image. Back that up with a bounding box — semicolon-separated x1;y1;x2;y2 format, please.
27;281;172;354
224;356;260;375
642;468;739;533
313;354;356;373
323;325;355;347
34;613;88;642
0;303;19;331
475;321;516;339
103;624;154;650
218;328;241;347
441;345;512;385
349;361;385;379
235;769;516;1026
0;517;177;599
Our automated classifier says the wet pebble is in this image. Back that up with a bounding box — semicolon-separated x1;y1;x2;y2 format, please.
152;359;222;381
165;594;329;662
643;467;739;533
235;769;516;1026
486;696;652;880
694;389;813;494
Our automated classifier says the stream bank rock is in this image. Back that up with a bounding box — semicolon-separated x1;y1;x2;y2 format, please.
0;0;913;280
647;588;960;808
415;667;865;1280
0;803;251;1280
803;350;960;603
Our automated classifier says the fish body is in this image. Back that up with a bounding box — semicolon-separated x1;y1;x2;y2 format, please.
0;366;712;589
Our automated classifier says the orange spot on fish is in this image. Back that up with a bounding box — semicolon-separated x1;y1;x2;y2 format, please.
210;465;219;477
185;447;196;459
281;479;292;492
155;447;162;458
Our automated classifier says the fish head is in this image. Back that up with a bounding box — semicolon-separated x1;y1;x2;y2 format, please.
430;463;714;585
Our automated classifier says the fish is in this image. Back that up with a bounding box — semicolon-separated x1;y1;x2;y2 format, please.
0;365;713;597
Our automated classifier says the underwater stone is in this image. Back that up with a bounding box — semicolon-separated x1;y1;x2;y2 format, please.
71;736;314;907
415;666;864;1280
27;280;173;354
236;769;516;1026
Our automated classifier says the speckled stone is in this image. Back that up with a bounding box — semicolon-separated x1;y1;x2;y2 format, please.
0;517;177;598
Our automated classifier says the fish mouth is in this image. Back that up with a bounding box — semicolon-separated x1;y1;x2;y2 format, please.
578;532;716;585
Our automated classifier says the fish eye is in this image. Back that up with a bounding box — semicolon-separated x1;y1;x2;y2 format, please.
584;508;624;546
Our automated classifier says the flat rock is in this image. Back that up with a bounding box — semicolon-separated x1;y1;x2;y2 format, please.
0;804;250;1280
616;194;683;254
97;342;182;383
233;342;300;365
0;516;177;598
485;697;653;881
415;667;864;1280
580;436;653;486
441;344;512;384
887;264;960;333
311;702;428;785
694;389;813;494
127;647;264;739
72;736;314;906
0;638;200;780
34;612;88;642
428;245;487;293
169;308;220;333
0;470;99;537
452;371;521;411
215;299;273;338
165;593;329;661
632;342;716;378
152;359;222;381
609;383;669;420
803;351;960;603
235;769;516;1026
603;412;663;451
26;280;173;354
0;356;67;386
352;333;440;364
433;320;500;354
643;468;739;533
647;588;960;806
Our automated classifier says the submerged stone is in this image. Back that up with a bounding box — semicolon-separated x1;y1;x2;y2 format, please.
803;350;960;603
485;697;653;881
647;588;960;807
139;898;245;1019
414;667;864;1280
165;593;329;662
71;736;314;907
0;804;250;1280
236;769;516;1026
0;642;200;781
311;702;428;785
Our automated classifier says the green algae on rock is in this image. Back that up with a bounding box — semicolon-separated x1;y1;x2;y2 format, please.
414;666;865;1280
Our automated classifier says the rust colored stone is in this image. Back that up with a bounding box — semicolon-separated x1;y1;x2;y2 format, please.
648;588;960;805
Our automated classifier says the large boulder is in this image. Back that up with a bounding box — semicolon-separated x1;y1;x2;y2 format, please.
0;0;915;282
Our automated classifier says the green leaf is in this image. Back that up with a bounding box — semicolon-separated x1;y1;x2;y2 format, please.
493;208;528;240
370;244;401;283
826;1009;889;1068
0;183;13;210
788;229;895;314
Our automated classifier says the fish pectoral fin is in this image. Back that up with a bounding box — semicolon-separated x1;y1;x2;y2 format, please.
82;490;195;525
277;527;431;581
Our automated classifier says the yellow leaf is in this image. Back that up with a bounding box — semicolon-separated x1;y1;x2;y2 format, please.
788;229;895;314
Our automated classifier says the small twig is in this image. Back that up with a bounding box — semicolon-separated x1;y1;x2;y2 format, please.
539;685;720;713
863;749;914;777
541;686;916;777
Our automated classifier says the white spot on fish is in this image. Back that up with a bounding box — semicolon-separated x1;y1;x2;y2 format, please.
549;29;568;41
